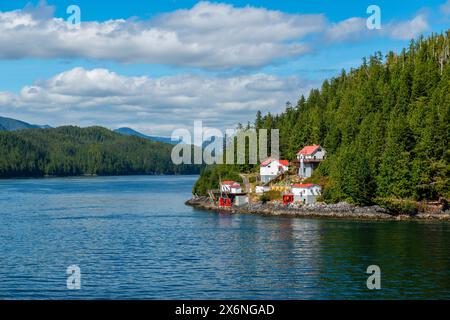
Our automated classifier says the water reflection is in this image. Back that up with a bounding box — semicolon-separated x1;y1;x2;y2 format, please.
0;176;449;299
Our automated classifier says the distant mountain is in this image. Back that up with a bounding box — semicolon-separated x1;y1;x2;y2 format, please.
0;116;49;131
114;127;180;145
0;117;179;145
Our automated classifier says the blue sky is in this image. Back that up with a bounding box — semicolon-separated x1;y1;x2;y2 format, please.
0;0;449;136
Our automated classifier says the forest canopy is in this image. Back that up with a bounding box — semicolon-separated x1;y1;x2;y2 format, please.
0;126;200;177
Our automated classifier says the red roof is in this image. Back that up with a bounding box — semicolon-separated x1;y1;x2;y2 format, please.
260;158;273;166
291;183;319;188
221;180;236;185
279;160;289;166
261;158;289;167
230;184;241;188
297;145;321;155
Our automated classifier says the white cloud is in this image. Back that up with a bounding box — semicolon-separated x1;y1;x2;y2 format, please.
387;14;429;40
325;14;429;43
325;17;368;42
0;2;433;69
0;1;326;69
0;67;314;135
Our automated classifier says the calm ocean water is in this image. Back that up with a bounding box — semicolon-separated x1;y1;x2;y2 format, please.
0;175;449;299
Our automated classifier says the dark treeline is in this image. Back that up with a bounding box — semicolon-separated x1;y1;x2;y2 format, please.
194;31;450;204
0;126;200;178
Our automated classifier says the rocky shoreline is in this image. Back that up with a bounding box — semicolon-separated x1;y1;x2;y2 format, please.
185;196;450;221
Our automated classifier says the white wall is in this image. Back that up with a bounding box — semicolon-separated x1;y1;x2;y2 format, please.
255;186;270;194
293;186;321;204
260;160;288;177
221;184;242;193
298;163;314;178
292;186;321;196
297;147;326;160
230;186;242;193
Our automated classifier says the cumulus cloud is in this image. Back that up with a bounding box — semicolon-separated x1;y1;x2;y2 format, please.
387;14;429;40
0;67;313;135
325;13;429;43
0;1;431;69
0;1;326;69
325;17;368;42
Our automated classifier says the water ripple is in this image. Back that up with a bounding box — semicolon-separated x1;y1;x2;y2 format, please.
0;176;449;299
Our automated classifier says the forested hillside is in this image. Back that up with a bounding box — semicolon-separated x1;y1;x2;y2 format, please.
0;126;200;177
194;32;450;204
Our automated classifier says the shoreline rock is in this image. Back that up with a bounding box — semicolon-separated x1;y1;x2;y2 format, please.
185;197;450;221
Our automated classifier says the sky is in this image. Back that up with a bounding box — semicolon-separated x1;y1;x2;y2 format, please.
0;0;449;136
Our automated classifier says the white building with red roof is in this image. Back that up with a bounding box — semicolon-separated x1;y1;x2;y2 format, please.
220;180;242;194
296;145;326;178
259;158;289;183
291;183;322;204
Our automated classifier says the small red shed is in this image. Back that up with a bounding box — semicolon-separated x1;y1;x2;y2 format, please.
283;194;294;205
219;197;232;207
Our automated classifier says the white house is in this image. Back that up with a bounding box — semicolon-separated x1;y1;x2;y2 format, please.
296;145;326;178
291;183;322;204
255;185;271;194
220;181;242;194
260;158;289;183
